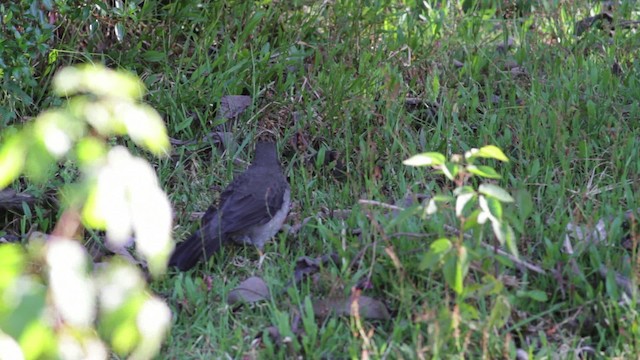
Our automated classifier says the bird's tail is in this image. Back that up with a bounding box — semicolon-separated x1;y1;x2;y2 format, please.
168;224;224;271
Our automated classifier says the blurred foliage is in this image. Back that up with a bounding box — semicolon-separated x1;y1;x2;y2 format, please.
0;65;173;359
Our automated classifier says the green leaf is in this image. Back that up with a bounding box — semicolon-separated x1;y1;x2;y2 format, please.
115;22;125;42
503;223;518;257
24;140;56;184
488;295;511;328
0;244;26;292
18;320;57;360
0;134;26;189
478;184;514;202
458;302;480;320
142;51;166;63
453;186;475;196
516;189;534;220
479;195;503;220
605;269;619;300
491;221;518;258
386;205;420;230
431;75;440;97
419;238;452;270
467;165;501;179
76;137;107;167
463;209;481;231
432;194;455;203
443;253;457;292
0;277;46;342
403;152;445;167
466;145;509;162
441;161;459;180
516;289;548;302
454;246;469;294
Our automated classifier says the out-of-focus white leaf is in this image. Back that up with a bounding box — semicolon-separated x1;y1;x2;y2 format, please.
83;101;118;135
456;192;475;217
58;332;107;360
34;111;83;158
97;262;144;312
130;297;171;360
0;331;24;360
82;147;173;273
47;238;96;327
117;103;170;156
478;211;489;224
127;156;173;275
54;65;145;100
426;198;438;215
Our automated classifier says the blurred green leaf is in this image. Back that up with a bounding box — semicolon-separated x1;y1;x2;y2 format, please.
462;209;481;231
516;289;548;302
0;276;46;342
605;269;619;300
454;246;469;294
115;22;125;42
403;152;445;167
478;184;514;203
516;189;534;221
441;161;459;181
466;145;509;162
101;296;143;355
54;65;145;100
488;295;511;328
0;244;26;291
386;205;421;230
76;137;108;167
0;134;27;189
24;140;56;183
19;321;57;360
504;224;518;258
142;50;166;63
419;238;453;270
479;195;503;220
467;165;501;179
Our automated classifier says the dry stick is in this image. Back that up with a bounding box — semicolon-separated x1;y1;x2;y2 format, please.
563;224;636;298
440;223;547;275
287;208;352;236
358;199;404;211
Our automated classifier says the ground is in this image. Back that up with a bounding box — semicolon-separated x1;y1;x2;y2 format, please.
3;1;640;358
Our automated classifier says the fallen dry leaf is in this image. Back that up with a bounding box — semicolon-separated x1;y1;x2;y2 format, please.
227;276;271;305
312;295;390;320
293;253;340;284
219;95;251;119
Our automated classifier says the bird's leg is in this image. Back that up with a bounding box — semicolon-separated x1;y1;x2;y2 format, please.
257;248;266;269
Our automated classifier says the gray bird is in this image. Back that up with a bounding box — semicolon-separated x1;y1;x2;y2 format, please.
169;141;290;271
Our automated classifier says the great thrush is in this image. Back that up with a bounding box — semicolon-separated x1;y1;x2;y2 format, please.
169;141;290;271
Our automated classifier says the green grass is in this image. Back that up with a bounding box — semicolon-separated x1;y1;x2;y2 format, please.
7;0;640;358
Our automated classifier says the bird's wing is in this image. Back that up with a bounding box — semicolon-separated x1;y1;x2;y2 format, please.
218;180;287;234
